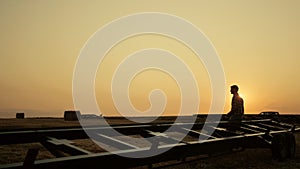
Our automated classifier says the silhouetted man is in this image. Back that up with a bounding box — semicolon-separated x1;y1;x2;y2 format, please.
227;85;244;130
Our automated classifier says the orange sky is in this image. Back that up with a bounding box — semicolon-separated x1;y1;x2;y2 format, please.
0;0;300;117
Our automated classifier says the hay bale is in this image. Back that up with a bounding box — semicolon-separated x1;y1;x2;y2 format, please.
16;113;25;119
64;110;81;121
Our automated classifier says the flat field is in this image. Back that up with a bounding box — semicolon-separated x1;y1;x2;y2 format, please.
0;115;299;169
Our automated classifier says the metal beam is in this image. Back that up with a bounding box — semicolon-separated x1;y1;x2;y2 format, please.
92;133;139;150
44;137;92;156
0;119;299;169
0;134;269;169
238;126;259;133
263;121;294;129
141;130;181;145
240;124;268;133
206;126;239;137
180;127;218;140
255;123;288;131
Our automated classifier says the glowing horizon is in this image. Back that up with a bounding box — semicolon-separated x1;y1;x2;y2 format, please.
0;1;300;118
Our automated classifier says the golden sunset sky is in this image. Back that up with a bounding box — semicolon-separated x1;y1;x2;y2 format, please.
0;0;299;117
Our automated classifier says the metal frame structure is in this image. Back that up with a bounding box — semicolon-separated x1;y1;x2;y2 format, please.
0;119;299;169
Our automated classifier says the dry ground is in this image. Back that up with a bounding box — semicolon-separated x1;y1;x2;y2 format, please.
160;133;300;169
0;117;300;168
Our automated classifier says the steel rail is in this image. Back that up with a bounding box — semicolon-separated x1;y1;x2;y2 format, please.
0;119;299;169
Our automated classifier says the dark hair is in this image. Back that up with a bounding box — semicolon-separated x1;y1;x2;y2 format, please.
231;85;239;91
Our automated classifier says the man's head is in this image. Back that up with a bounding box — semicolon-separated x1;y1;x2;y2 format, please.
230;85;239;94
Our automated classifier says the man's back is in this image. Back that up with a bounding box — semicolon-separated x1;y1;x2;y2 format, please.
231;94;244;115
227;85;244;125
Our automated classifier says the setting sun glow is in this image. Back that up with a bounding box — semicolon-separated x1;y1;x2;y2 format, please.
0;1;300;118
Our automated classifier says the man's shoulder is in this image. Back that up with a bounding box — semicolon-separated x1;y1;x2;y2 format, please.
234;95;243;101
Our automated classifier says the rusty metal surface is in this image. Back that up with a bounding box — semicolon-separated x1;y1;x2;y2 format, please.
0;118;299;169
